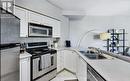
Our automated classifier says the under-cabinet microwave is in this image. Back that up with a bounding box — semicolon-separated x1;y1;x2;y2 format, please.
28;23;52;37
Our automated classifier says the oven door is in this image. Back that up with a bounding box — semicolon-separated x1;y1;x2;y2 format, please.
32;53;57;80
51;54;57;69
29;26;49;37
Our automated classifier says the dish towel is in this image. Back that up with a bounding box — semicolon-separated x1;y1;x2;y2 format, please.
33;58;40;72
45;54;51;68
41;54;51;69
41;55;45;69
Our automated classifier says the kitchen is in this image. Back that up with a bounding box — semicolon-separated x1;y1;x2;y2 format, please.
0;0;130;81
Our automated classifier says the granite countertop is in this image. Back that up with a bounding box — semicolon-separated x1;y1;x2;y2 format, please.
57;47;130;81
87;59;130;81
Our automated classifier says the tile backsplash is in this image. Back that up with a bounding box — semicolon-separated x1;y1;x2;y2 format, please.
20;37;53;45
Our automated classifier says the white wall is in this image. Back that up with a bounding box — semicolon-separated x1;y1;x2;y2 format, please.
68;0;130;51
60;16;70;47
69;16;130;51
15;0;70;46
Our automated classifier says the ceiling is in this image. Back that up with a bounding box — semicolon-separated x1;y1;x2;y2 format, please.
47;0;130;16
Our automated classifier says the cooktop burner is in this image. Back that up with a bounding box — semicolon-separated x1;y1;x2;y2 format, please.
27;49;50;55
26;42;57;57
34;51;43;54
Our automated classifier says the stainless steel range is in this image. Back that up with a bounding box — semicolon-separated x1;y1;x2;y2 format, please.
26;42;57;81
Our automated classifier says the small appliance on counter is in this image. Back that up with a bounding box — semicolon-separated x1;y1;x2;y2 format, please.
65;40;71;47
20;43;26;54
25;42;57;81
52;38;60;48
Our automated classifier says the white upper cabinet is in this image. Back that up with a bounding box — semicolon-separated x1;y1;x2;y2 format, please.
28;11;42;24
28;11;61;37
42;16;61;37
52;20;61;37
14;6;28;37
41;16;53;26
14;6;61;38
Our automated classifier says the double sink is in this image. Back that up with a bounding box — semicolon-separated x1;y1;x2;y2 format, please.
79;51;114;60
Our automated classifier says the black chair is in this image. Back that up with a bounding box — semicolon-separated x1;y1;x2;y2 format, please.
118;47;130;56
125;47;130;56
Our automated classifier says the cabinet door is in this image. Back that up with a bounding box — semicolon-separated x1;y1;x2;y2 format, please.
41;16;53;26
57;50;64;72
77;56;87;81
20;58;30;81
52;20;61;37
14;6;28;37
64;50;78;73
28;11;42;24
42;17;61;37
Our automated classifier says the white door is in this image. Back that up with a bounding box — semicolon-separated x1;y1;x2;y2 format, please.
28;11;42;24
64;50;78;73
42;17;61;37
14;6;28;37
41;16;53;26
77;56;87;81
20;58;30;81
52;20;61;37
57;50;64;72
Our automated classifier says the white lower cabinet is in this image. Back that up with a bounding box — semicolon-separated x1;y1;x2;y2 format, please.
57;50;65;72
57;50;78;73
57;50;87;81
64;50;78;73
76;56;87;81
20;57;31;81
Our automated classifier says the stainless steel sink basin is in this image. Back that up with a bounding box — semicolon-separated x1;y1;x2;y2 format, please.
79;51;107;60
84;54;106;59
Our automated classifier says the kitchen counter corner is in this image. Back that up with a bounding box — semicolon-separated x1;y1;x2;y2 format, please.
57;47;130;81
20;52;32;59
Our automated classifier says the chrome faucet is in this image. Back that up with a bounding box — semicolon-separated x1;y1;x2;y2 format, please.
88;47;102;54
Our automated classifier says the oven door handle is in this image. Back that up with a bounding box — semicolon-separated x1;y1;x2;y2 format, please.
39;57;42;71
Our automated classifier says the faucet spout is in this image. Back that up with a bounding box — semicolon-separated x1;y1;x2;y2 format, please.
88;47;102;54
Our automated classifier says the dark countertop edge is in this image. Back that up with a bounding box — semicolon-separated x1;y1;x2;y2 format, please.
0;43;20;50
